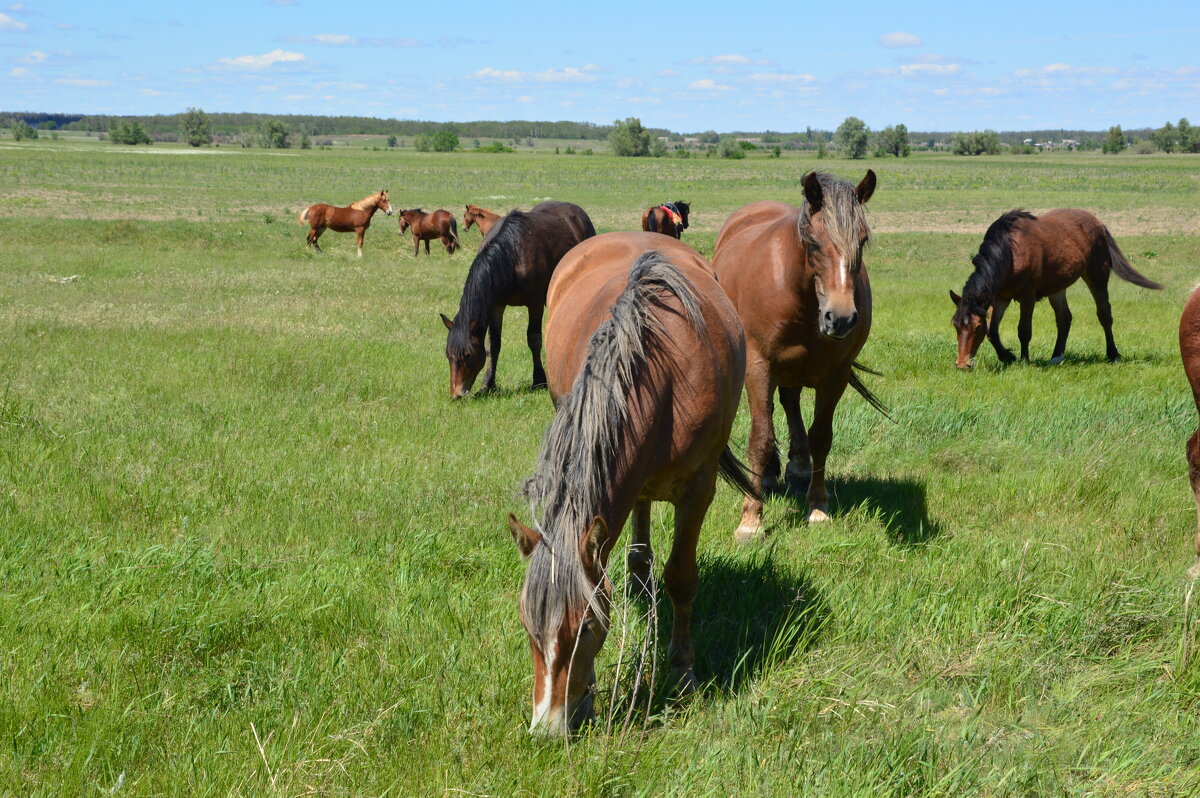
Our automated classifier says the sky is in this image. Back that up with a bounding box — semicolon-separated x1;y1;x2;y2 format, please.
1;0;1197;132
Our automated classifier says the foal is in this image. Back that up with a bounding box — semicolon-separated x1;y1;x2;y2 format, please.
299;189;393;257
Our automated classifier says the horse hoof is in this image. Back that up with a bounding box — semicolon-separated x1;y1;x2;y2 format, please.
673;667;698;696
1049;355;1065;365
807;507;830;524
734;521;763;543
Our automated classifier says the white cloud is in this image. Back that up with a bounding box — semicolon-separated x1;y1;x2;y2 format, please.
17;49;48;63
9;65;28;76
1013;63;1118;78
751;72;815;83
616;77;641;88
658;68;678;77
56;78;113;86
284;33;425;47
0;12;28;31
215;49;307;69
517;95;533;103
470;65;598;83
692;54;749;65
303;33;354;45
138;88;170;96
899;62;961;77
688;78;733;91
877;32;922;48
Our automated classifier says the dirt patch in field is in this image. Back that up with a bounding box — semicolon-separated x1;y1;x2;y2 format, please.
869;207;1200;237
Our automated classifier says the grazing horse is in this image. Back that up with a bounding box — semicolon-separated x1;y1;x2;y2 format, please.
508;233;757;735
642;201;691;239
713;170;881;537
398;208;460;256
1181;287;1200;579
950;209;1162;368
463;204;502;237
299;189;393;257
440;201;595;398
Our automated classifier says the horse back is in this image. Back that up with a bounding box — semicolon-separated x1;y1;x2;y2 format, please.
1182;287;1200;404
1011;209;1107;297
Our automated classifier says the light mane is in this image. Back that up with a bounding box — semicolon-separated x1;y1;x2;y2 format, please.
797;172;871;268
351;192;382;211
519;252;705;649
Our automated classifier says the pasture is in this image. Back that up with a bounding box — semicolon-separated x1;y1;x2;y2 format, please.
2;140;1200;795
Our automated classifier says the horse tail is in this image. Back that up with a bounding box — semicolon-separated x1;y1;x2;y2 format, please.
1105;226;1162;290
448;217;460;254
849;361;891;418
719;446;763;503
646;208;659;234
298;207;310;226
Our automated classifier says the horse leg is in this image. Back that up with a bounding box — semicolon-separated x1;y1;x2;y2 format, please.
412;236;420;257
627;500;653;599
987;298;1017;364
310;226;324;253
526;304;547;390
1084;271;1120;361
425;238;431;256
481;307;503;392
779;386;811;496
1016;299;1034;362
1048;291;1072;364
663;473;717;694
1189;430;1200;579
806;371;851;523
356;227;364;258
735;357;778;542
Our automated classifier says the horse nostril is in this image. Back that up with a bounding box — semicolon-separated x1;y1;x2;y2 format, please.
847;311;858;329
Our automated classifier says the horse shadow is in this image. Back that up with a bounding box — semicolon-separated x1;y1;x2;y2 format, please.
770;474;941;546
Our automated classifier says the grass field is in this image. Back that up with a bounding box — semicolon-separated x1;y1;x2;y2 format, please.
3;139;1200;795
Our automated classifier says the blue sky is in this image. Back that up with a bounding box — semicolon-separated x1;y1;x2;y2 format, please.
2;0;1197;131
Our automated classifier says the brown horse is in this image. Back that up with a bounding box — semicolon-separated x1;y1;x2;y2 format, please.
1181;287;1200;579
951;209;1162;368
440;201;595;398
641;201;690;239
398;208;460;256
463;204;502;237
298;189;393;257
508;232;757;735
713;170;880;538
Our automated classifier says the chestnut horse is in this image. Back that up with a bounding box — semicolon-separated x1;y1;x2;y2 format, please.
463;204;502;237
299;189;393;257
440;201;595;398
714;170;882;538
398;208;460;256
950;209;1162;368
508;233;757;735
642;201;690;239
1181;287;1200;579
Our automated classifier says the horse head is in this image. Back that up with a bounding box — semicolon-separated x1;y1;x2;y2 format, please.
675;201;691;230
398;209;422;235
441;312;485;398
377;189;393;216
508;513;611;736
950;290;988;369
463;205;479;231
800;170;875;339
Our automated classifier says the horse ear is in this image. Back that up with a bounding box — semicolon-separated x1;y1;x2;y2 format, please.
949;290;962;307
580;516;608;569
802;172;823;212
509;513;541;558
440;312;455;330
855;170;877;205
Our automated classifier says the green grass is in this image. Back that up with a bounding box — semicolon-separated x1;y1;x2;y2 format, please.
3;140;1200;795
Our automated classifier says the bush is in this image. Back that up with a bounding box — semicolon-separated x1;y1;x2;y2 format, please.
413;133;433;152
431;130;459;152
11;119;37;141
834;117;869;159
180;107;212;147
109;119;151;145
386;135;398;148
609;117;650;157
951;130;1000;156
674;148;691;159
1102;125;1125;154
717;136;746;159
650;138;668;158
475;142;514;153
1131;138;1156;155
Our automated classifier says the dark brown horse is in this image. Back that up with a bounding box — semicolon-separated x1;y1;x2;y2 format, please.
1181;287;1200;579
463;204;502;237
509;232;757;735
714;170;881;538
440;201;595;398
641;201;690;239
398;208;460;256
299;189;393;257
951;209;1162;368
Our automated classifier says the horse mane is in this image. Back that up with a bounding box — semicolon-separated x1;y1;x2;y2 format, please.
447;211;529;355
519;251;705;647
797;172;870;259
351;192;383;211
959;209;1036;317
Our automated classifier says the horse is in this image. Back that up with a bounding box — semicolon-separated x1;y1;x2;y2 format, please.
508;232;758;735
1181;287;1200;579
950;209;1162;369
397;208;460;256
463;204;502;237
713;170;882;538
642;201;690;239
298;189;393;257
440;201;595;398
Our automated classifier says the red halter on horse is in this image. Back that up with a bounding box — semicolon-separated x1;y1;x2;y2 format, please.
642;201;690;239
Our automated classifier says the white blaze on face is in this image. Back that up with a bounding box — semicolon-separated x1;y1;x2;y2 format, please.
530;637;557;731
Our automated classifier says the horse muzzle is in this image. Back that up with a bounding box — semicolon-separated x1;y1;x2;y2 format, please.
819;309;859;340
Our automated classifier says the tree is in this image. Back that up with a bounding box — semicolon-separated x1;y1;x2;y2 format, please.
1102;125;1125;154
698;130;720;144
875;124;910;157
816;138;827;159
109;119;150;145
386;135;398;148
431;130;459;152
609;117;651;157
1151;121;1177;153
1180;118;1200;154
650;138;668;157
299;131;311;150
413;133;433;152
260;119;290;149
180;107;212;147
834;117;870;159
717;135;746;159
11;119;37;140
950;130;1000;156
